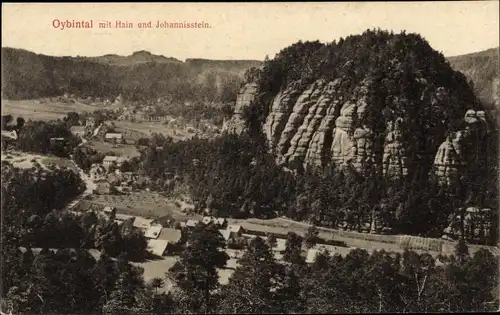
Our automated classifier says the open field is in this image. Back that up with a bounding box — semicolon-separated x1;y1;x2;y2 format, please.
2;99;99;121
1;150;78;172
83;192;202;222
84;140;143;157
113;120;194;142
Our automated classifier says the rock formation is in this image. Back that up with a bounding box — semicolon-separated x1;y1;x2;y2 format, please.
225;31;494;186
382;118;408;179
433;109;490;185
222;82;258;134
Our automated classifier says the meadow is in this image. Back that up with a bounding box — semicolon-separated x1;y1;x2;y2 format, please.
2;99;100;121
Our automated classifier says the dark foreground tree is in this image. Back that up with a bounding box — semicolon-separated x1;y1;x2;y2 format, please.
167;224;228;314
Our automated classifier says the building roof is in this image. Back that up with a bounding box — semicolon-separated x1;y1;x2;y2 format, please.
116;156;129;163
144;225;163;239
274;238;287;252
70;126;86;133
115;213;135;221
228;224;242;233
133;217;155;229
202;216;213;225
95;178;110;184
147;239;169;256
186;219;199;227
306;249;319;264
105;133;123;139
219;229;231;241
103;206;115;213
103;156;119;162
215;218;227;225
1;130;17;140
157;228;182;242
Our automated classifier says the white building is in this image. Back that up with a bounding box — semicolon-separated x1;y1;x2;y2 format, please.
103;156;119;168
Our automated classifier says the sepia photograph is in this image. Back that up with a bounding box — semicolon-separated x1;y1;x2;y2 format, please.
1;2;499;314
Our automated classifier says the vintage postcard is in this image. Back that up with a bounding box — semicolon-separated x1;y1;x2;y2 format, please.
1;2;499;314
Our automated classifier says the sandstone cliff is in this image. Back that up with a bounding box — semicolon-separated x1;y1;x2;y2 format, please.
229;30;493;185
222;82;258;134
433;109;490;185
228;79;489;183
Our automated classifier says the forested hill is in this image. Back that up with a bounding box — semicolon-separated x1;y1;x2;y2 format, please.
447;47;499;113
1;47;262;102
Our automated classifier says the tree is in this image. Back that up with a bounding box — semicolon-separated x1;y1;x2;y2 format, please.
168;224;228;314
218;237;283;313
149;277;165;295
102;255;146;314
266;233;277;249
304;225;319;249
455;239;469;264
64;112;80;126
283;232;304;265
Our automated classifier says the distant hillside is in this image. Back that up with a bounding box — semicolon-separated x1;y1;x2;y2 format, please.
1;47;262;103
447;47;499;111
83;50;183;66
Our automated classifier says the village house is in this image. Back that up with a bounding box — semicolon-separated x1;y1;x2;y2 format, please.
89;164;107;182
86;117;97;129
144;225;163;239
104;132;123;144
201;216;228;228
133;217;156;231
227;224;243;235
146;227;183;256
70;126;87;138
95;179;111;194
102;156;119;168
305;248;330;264
185;219;199;228
1;130;18;149
219;229;232;241
102;206;116;219
121;171;138;182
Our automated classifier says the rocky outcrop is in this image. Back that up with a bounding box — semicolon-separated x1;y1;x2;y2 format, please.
304;79;344;166
225;75;491;185
382;118;408;179
329;99;375;170
263;82;305;152
224;33;492;186
222;82;258;134
260;78;382;171
433;109;490;185
433;131;466;185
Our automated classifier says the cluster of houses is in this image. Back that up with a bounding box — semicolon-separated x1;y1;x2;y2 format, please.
89;159;141;194
69;116;129;145
73;201;348;264
96;206;247;257
1;130;18;149
443;206;496;244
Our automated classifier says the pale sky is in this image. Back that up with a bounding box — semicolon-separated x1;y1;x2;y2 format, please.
2;2;499;60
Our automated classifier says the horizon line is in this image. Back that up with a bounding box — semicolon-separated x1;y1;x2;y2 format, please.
1;46;265;63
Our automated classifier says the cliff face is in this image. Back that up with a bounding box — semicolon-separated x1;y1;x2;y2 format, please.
229;80;489;183
228;31;494;186
433;109;490;185
222;82;258;134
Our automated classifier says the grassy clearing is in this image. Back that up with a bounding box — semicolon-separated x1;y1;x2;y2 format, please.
2;99;99;121
84;140;143;157
85;192;201;221
1;150;77;172
113;120;194;142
